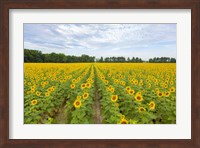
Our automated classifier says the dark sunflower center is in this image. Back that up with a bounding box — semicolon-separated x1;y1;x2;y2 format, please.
159;93;162;96
137;96;141;100
121;121;127;124
84;94;87;97
112;96;116;100
76;102;80;105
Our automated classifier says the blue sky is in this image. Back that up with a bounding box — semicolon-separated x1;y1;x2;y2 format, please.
24;24;176;61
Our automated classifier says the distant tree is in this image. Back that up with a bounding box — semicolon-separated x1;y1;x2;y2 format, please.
99;57;104;62
170;58;176;63
104;57;110;62
131;57;135;62
24;49;43;62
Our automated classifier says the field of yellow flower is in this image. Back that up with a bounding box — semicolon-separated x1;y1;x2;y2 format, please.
24;63;176;124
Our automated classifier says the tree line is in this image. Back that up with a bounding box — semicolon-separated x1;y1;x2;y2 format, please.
24;49;95;63
96;57;143;63
24;49;176;63
149;57;176;63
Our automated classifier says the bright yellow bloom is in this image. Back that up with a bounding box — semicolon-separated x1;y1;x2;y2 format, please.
81;83;86;89
149;101;155;110
45;92;50;97
120;118;128;124
86;83;91;88
135;94;143;102
128;89;135;95
31;99;37;105
126;86;131;91
111;95;118;102
165;91;171;97
83;92;89;99
70;84;75;89
73;99;81;108
138;107;146;112
35;91;41;96
77;95;82;100
170;87;176;92
157;92;163;97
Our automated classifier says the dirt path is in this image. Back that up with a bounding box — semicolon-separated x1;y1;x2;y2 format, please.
53;103;68;124
93;80;103;124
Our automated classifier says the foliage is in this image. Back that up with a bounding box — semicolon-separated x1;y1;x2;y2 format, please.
24;49;176;63
24;63;176;124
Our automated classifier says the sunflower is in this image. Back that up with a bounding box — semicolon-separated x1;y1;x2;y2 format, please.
120;81;125;86
120;118;128;124
48;88;52;91
128;89;135;95
45;92;50;97
31;99;37;105
155;88;159;94
81;83;86;89
170;87;175;92
83;92;89;99
149;101;155;110
101;77;105;80
135;94;143;102
126;86;131;92
114;79;119;83
72;79;76;83
138;107;146;112
86;83;91;88
50;86;55;92
157;92;163;97
35;91;41;96
104;80;108;85
134;80;138;85
148;83;151;88
170;81;174;85
31;88;35;93
73;99;81;108
164;84;168;88
70;84;75;89
165;91;171;97
41;82;45;85
111;95;118;102
110;88;115;93
31;86;35;89
139;82;143;86
77;95;82;100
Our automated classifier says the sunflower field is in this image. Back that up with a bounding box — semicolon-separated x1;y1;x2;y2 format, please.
24;63;176;124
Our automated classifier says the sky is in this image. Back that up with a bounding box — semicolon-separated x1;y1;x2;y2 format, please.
24;24;176;61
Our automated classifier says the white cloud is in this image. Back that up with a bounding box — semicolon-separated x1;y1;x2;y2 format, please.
24;24;176;60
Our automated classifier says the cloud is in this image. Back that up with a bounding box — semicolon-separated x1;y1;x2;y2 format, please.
24;24;176;60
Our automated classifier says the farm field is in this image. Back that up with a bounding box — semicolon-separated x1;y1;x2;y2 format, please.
24;63;176;124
